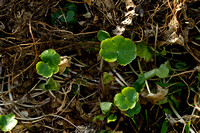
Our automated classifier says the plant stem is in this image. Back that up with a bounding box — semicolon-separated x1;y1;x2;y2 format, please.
137;58;143;74
154;24;158;68
129;64;139;76
145;80;152;94
137;58;152;94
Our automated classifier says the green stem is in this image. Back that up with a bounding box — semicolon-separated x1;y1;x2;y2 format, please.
137;58;143;74
138;58;152;94
129;64;139;76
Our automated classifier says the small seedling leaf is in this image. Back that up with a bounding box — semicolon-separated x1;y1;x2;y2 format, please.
144;61;170;79
36;49;60;78
133;74;145;93
126;102;141;117
137;41;152;61
41;49;60;66
52;10;66;23
160;47;167;56
100;102;113;115
161;120;168;133
38;78;60;91
175;61;187;70
93;115;106;121
44;77;60;91
103;72;114;84
107;114;117;123
185;120;191;133
100;35;137;65
66;10;77;24
155;61;170;78
0;113;18;132
36;61;53;78
97;30;111;41
114;87;138;111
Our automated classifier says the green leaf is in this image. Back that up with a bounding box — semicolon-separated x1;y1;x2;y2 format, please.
107;114;117;123
155;61;170;78
175;62;187;70
38;78;60;91
64;2;77;11
137;41;152;61
126;102;141;117
170;95;179;109
36;49;60;78
41;49;60;66
195;35;200;40
100;35;137;65
93;115;106;121
161;120;168;133
36;61;53;78
163;108;173;115
160;47;167;56
103;72;114;84
0;113;18;132
100;102;113;115
97;30;111;41
144;69;156;80
144;61;170;79
38;83;46;90
114;87;139;111
66;10;77;24
185;120;191;133
133;74;145;93
44;77;60;91
52;10;66;23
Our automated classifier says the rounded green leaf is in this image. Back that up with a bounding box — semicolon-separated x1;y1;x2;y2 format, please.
100;38;118;62
100;35;137;65
137;41;152;61
41;49;60;67
97;30;111;41
100;102;113;115
114;87;139;111
36;49;61;78
0;113;18;132
161;120;168;133
66;10;77;24
36;61;53;78
51;65;59;74
54;10;67;23
155;61;170;78
44;77;60;91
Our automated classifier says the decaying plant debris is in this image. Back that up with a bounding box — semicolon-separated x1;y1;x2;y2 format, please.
0;0;200;132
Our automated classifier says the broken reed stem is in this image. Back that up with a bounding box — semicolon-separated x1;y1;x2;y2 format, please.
169;101;195;133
